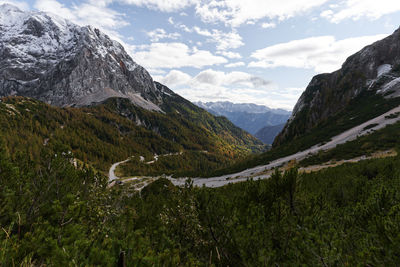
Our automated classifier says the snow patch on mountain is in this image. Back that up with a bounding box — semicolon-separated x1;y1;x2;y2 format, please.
0;4;160;111
379;77;400;94
196;101;290;135
377;64;392;77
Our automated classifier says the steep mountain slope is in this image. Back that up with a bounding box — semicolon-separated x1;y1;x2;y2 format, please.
196;101;290;134
255;123;285;144
0;4;160;110
274;27;400;147
0;96;263;177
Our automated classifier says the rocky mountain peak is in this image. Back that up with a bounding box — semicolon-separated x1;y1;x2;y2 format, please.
0;4;161;111
274;26;400;146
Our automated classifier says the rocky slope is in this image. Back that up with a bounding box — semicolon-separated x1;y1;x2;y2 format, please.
196;101;290;134
274;27;400;146
0;4;161;110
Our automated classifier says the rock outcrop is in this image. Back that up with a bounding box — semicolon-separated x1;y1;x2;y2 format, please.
274;27;400;146
0;4;161;111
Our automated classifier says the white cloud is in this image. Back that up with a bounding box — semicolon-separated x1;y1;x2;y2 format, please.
155;70;192;86
119;0;196;12
34;0;129;38
261;22;276;29
217;51;242;59
155;69;298;109
249;34;389;73
195;0;329;27
158;69;272;88
321;0;400;23
147;28;181;42
84;0;333;28
169;17;192;32
191;69;273;88
0;0;29;10
35;0;75;20
96;0;197;12
225;62;245;68
179;23;192;32
133;42;227;69
193;26;244;50
147;68;167;75
320;10;333;19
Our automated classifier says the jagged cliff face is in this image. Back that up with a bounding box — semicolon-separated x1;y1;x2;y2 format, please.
0;4;161;110
274;27;400;146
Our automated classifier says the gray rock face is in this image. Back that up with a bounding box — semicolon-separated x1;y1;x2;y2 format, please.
274;27;400;146
0;4;161;111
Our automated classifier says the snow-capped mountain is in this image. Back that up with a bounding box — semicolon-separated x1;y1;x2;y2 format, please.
0;4;161;110
196;101;289;115
195;101;290;135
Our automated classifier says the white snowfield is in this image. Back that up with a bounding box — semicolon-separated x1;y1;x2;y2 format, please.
109;105;400;188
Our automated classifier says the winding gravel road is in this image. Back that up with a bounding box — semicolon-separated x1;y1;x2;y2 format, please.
108;158;131;182
169;105;400;187
109;105;400;188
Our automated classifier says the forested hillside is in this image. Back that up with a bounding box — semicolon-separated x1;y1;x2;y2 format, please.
0;96;264;177
1;139;400;265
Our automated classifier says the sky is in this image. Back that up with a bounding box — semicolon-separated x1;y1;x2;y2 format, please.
2;0;400;110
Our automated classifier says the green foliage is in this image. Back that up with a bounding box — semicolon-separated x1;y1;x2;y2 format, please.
118;151;232;177
2;143;400;265
300;121;400;166
212;92;400;176
279;91;400;151
385;112;400;119
0;96;264;177
363;123;379;131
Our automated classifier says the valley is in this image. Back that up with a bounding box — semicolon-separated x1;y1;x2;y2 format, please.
196;101;290;143
108;105;400;188
2;3;400;266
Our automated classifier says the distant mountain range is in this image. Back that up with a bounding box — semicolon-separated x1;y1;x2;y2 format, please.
195;101;290;143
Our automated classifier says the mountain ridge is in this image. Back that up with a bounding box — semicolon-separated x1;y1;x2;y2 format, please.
195;101;290;135
274;26;400;147
0;4;162;110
